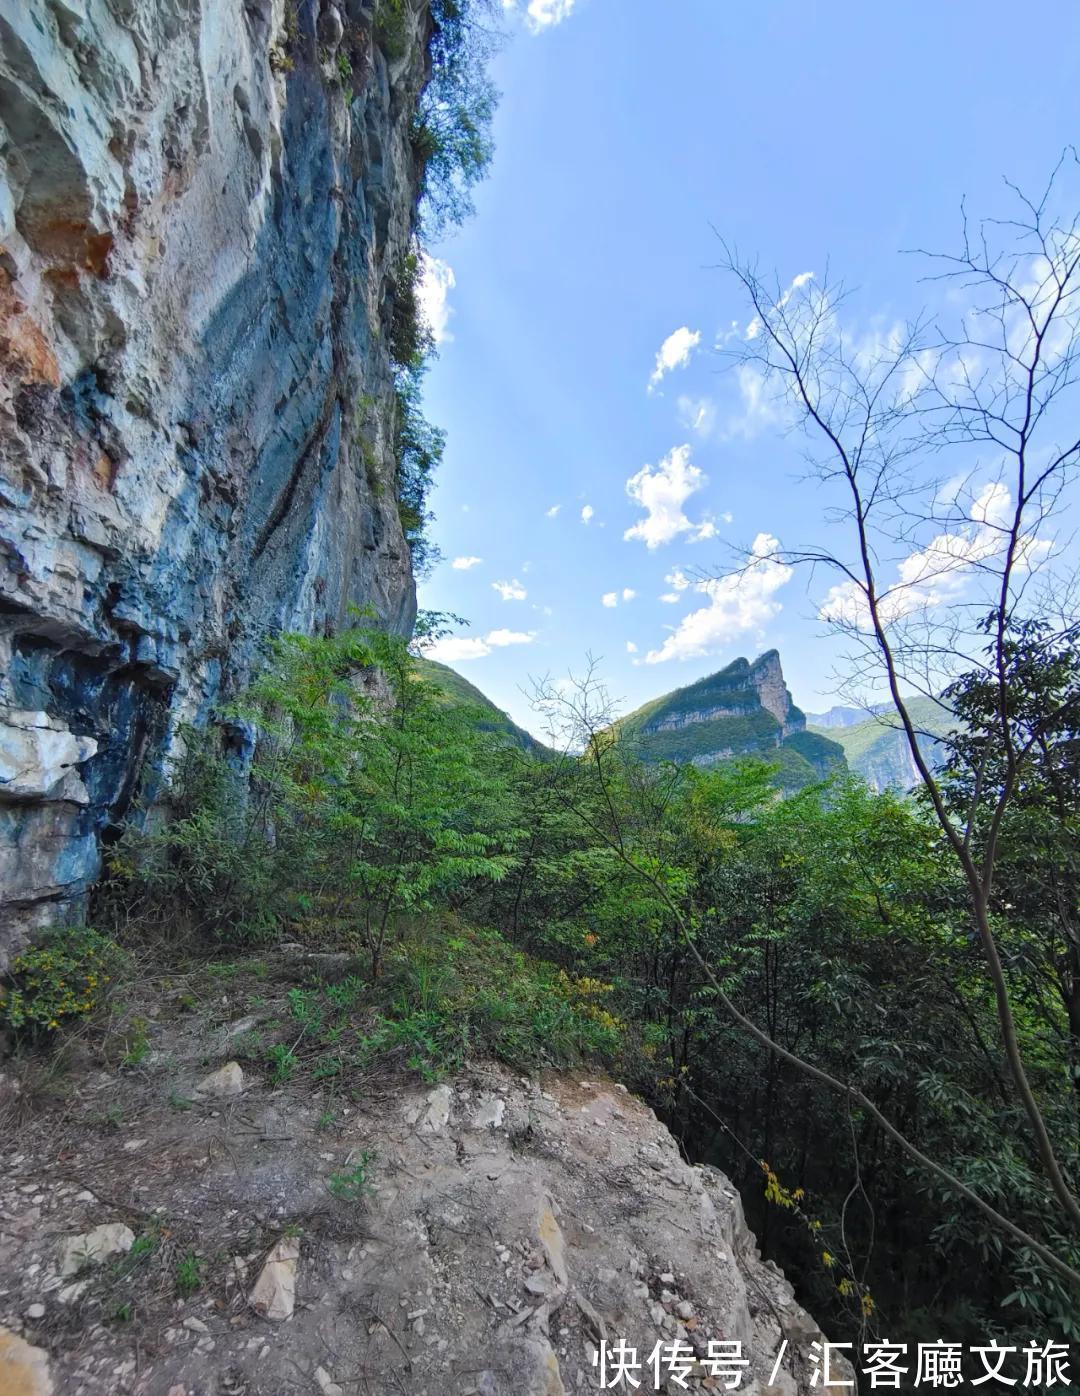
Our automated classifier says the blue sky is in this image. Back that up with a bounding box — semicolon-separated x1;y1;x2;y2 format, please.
415;0;1080;737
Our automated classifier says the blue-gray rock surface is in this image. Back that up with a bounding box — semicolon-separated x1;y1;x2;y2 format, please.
0;0;427;953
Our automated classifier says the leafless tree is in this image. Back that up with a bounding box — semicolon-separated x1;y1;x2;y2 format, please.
715;154;1080;1243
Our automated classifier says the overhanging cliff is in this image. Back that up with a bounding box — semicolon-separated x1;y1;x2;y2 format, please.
0;0;428;952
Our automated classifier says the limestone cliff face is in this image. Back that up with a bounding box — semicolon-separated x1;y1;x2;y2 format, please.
0;0;428;952
616;651;847;789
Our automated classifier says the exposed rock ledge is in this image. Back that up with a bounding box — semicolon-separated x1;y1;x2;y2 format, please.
0;1064;849;1394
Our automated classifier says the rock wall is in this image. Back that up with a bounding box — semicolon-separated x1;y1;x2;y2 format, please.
0;0;428;954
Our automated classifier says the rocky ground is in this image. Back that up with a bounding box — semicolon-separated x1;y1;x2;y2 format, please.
0;958;847;1396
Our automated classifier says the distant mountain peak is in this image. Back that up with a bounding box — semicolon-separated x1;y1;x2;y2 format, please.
615;650;845;789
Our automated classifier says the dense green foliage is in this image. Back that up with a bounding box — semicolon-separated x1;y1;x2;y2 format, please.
369;1;500;577
57;616;1077;1364
415;654;547;752
412;0;498;235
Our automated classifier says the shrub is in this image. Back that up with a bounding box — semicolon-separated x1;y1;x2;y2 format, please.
328;1152;375;1202
0;927;123;1035
388;251;432;370
108;721;283;941
363;922;623;1076
374;0;410;61
394;367;444;575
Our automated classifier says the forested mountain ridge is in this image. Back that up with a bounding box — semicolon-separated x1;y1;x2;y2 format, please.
613;650;846;787
414;656;547;754
808;694;957;791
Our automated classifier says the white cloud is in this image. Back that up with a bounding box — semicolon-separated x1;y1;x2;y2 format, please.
645;533;793;663
722;511;734;524
649;327;701;391
622;587;636;601
451;555;483;570
623;444;715;549
601;592;618;608
417;254;455;345
425;627;536;663
677;395;717;437
666;568;690;591
818;482;1048;628
486;628;536;647
503;0;575;31
745;270;815;341
492;578;527;601
581;504;594;524
546;505;562;518
424;636;492;662
626;641;638;654
726;362;784;439
659;593;681;604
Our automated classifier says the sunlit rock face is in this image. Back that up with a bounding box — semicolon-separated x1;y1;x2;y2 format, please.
616;651;848;788
0;0;425;953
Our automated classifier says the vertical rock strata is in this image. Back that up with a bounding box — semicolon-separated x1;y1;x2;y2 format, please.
0;0;427;951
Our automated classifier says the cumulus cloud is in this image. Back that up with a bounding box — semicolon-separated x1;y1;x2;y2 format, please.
492;578;528;601
645;533;793;664
423;636;491;662
623;445;716;549
546;505;562;518
622;588;636;601
601;592;618;608
451;555;483;570
626;641;638;654
424;627;536;663
503;0;576;31
649;327;701;391
818;482;1048;628
417;254;455;345
486;628;536;647
581;504;594;524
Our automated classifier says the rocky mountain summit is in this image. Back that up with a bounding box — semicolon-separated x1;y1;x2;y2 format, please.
0;0;426;952
614;652;845;789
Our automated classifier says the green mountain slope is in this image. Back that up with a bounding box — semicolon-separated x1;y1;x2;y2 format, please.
809;694;956;791
414;657;546;754
614;650;847;789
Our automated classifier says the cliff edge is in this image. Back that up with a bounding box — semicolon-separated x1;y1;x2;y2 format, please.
0;1052;850;1395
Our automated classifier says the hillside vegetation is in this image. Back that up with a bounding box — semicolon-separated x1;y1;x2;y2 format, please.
5;620;1077;1363
810;694;957;791
614;652;847;789
414;655;546;754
